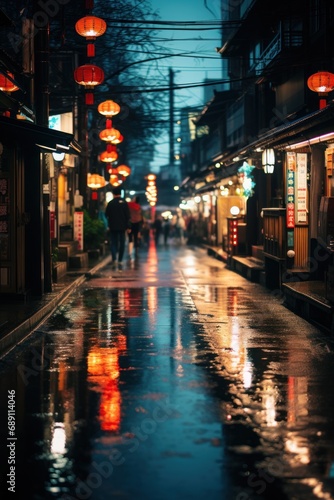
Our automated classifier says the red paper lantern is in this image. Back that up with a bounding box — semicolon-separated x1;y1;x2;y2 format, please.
108;166;118;175
307;71;334;109
117;164;131;177
74;64;104;104
87;173;106;189
99;128;121;142
0;72;18;92
97;100;120;117
111;133;124;145
100;150;118;162
75;16;107;38
75;16;107;57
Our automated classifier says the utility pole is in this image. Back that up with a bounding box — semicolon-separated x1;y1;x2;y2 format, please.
169;68;175;165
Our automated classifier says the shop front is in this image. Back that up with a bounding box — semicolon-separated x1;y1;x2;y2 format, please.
0;115;77;296
260;117;334;291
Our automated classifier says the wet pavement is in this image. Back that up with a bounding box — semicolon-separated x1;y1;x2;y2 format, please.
1;242;334;499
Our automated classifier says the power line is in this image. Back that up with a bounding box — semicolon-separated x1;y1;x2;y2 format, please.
103;19;234;26
106;25;222;31
106;77;231;95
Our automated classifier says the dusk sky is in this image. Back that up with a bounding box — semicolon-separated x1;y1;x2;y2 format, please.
148;0;222;168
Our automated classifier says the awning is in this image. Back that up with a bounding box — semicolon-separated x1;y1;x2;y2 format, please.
0;115;82;155
240;103;334;154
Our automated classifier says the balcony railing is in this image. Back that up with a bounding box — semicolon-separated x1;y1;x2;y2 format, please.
252;25;303;76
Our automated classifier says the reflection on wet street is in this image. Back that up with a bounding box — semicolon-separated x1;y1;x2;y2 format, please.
1;244;334;499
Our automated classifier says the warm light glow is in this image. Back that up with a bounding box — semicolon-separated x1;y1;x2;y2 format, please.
99;380;121;432
109;174;118;184
51;423;66;455
87;347;122;432
110;178;122;186
75;16;107;39
97;100;121;117
87;173;106;189
124;289;143;317
99;128;121;142
111;133;124;144
117;164;131;177
307;71;334;94
307;71;334;109
230;206;240;216
74;65;104;104
100;150;118;162
74;65;104;87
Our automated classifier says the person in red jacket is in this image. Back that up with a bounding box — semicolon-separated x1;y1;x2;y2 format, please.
105;186;131;269
127;196;143;259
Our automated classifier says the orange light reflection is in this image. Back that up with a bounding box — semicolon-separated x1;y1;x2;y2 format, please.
87;346;122;432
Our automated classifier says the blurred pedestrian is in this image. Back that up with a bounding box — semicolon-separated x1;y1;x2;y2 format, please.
105;186;131;270
127;195;143;259
153;215;163;246
141;218;150;247
163;218;171;245
175;211;186;244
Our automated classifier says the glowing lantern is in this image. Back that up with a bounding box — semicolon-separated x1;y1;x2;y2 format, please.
75;16;107;57
117;164;131;177
0;72;19;92
262;148;275;174
74;64;104;105
87;173;106;189
97;100;120;117
111;133;124;145
108;166;118;175
307;71;334;109
100;150;118;162
99;128;121;142
109;174;119;185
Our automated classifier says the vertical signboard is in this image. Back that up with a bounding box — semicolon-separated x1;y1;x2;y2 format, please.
50;211;56;239
74;211;84;251
296;153;308;224
286;152;296;228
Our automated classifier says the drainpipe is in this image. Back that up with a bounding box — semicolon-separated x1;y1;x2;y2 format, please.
34;2;52;293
